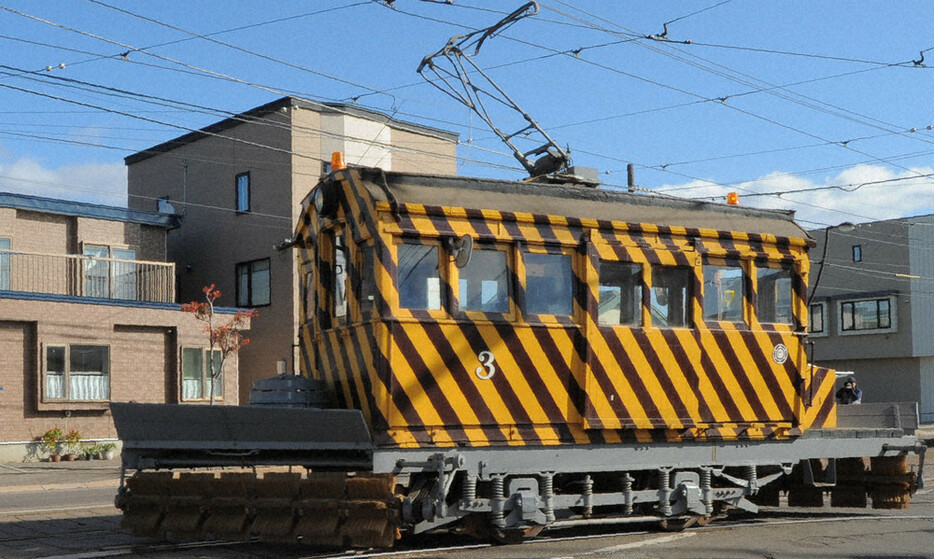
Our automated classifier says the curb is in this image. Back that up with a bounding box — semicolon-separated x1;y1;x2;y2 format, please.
0;478;121;494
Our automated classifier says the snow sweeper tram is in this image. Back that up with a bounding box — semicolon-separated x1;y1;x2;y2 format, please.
110;166;925;548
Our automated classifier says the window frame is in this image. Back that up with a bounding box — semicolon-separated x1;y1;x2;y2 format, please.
839;296;896;335
394;238;446;318
808;301;828;337
453;242;514;320
755;261;795;326
522;246;576;322
81;243;138;300
42;343;111;403
235;258;271;307
0;237;10;290
180;346;224;402
236;172;251;213
648;264;693;329
852;245;862;262
597;259;644;328
702;256;746;324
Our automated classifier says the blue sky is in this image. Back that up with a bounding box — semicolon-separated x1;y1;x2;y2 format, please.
0;1;932;228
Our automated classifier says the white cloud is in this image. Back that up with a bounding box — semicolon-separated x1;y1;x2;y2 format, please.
0;158;127;207
659;164;934;228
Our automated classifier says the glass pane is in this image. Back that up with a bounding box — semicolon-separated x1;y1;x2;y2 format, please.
70;345;109;400
0;238;9;291
334;235;347;320
237;264;250;306
112;249;137;300
236;174;250;212
809;304;823;333
251;260;270;306
398;244;441;310
703;263;743;322
842;302;854;330
526;253;573;316
45;346;65;399
460;249;509;313
211;350;224;397
83;245;109;298
757;266;793;324
879;299;891;328
853;300;879;329
182;347;203;400
651;266;691;328
599;261;642;326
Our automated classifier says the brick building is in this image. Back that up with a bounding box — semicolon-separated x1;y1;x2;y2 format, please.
0;191;245;461
126;97;458;402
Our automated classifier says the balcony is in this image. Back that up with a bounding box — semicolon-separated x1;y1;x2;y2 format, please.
0;249;175;303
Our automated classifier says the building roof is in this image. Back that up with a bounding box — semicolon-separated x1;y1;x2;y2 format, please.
124;96;459;165
0;190;179;228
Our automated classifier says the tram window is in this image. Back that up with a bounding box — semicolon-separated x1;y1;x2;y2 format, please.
650;266;691;328
359;245;376;318
526;252;573;316
334;233;348;323
459;247;509;313
598;261;642;326
703;260;744;322
398;243;442;310
757;264;793;324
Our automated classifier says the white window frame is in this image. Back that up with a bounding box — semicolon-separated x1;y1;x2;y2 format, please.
180;347;223;402
838;296;897;336
43;343;111;402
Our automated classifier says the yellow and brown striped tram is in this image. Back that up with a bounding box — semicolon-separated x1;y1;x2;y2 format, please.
112;166;924;547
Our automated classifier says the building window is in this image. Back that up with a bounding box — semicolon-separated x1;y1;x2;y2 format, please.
703;259;744;322
0;237;10;290
598;261;642;326
236;258;270;306
650;266;691;328
44;344;110;401
181;347;223;401
526;252;573;316
841;298;892;332
458;247;509;313
757;264;793;324
397;243;442;310
236;172;250;213
852;245;862;262
809;303;825;334
83;244;137;299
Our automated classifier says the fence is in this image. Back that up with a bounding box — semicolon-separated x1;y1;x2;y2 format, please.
0;249;175;303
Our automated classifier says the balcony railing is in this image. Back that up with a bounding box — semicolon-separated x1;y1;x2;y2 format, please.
0;249;175;303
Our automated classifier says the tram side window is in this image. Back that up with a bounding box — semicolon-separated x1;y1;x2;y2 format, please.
703;259;744;322
757;264;793;324
598;261;642;326
333;233;348;323
358;245;376;318
650;266;691;328
459;247;509;313
398;243;442;310
526;252;573;316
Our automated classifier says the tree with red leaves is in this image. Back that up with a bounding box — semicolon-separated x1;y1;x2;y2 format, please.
181;285;257;405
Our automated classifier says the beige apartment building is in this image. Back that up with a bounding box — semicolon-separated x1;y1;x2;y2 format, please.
0;191;243;461
125;96;458;402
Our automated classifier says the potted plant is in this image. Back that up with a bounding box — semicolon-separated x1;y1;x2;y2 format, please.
41;427;63;462
62;429;82;461
96;442;117;460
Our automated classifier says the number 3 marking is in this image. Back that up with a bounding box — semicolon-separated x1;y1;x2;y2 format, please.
476;351;496;380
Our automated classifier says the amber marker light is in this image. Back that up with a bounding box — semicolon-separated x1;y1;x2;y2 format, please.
331;151;346;171
727;192;739;205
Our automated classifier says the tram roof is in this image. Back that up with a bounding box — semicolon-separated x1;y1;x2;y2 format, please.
354;170;811;243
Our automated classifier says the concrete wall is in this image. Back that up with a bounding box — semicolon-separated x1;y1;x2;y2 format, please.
816;357;919;408
0;297;239;462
